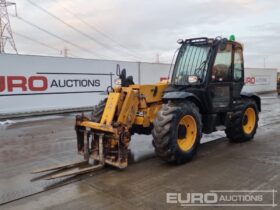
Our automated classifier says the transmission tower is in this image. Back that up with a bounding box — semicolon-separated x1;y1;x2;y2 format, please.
0;0;17;53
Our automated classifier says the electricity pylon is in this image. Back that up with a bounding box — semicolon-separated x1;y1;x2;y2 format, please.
0;0;17;53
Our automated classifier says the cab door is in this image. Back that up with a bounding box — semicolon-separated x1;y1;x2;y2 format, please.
232;46;244;99
208;43;233;112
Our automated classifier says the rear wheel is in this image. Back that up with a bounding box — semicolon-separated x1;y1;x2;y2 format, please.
152;101;202;164
225;99;259;142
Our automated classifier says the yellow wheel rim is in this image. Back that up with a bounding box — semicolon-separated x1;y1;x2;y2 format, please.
243;107;256;135
177;115;197;152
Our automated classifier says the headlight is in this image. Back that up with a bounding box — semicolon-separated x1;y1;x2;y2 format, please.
114;78;122;86
188;75;198;83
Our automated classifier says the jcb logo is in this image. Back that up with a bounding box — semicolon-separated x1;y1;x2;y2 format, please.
245;77;255;84
0;76;48;92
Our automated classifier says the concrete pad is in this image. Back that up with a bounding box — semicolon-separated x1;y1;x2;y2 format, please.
1;94;280;209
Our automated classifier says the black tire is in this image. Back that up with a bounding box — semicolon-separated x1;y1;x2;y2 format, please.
225;99;259;142
91;98;107;122
152;101;202;164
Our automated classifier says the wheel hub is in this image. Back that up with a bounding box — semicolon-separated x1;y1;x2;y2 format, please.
242;107;256;135
177;115;197;152
243;115;248;125
178;124;187;139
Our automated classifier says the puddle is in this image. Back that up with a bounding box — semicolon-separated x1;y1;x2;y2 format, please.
0;120;16;130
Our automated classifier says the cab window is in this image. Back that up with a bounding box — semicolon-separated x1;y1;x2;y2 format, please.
233;48;243;81
212;44;232;82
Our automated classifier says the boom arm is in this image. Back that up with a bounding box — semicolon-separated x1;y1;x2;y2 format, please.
75;83;168;168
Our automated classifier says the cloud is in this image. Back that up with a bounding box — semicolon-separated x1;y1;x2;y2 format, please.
4;0;279;68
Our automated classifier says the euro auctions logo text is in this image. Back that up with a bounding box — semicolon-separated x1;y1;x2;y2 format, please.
166;190;277;207
0;76;48;92
0;75;101;93
167;192;218;205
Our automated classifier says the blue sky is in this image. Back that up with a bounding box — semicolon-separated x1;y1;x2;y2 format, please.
7;0;280;69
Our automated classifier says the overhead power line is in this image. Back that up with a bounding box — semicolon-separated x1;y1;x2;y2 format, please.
15;31;78;57
14;30;60;52
16;16;104;58
52;0;148;61
26;0;122;57
26;0;151;61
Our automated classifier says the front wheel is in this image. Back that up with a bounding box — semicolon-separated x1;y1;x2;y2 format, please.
152;101;202;164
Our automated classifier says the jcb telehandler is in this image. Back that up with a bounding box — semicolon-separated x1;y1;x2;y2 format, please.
33;37;261;179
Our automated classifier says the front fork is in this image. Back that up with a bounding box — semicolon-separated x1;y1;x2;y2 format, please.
75;123;130;169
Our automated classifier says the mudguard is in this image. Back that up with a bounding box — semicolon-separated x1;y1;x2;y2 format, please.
163;91;202;109
240;92;261;112
163;91;199;100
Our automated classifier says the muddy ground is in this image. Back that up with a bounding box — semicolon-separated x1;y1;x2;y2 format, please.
0;94;280;210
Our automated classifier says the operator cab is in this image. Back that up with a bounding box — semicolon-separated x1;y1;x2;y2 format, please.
166;36;245;113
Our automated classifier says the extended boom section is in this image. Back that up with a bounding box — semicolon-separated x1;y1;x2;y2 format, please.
75;83;168;169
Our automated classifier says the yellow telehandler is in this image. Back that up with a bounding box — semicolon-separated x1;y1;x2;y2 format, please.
33;37;261;179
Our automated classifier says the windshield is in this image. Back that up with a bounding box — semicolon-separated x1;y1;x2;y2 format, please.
172;43;211;85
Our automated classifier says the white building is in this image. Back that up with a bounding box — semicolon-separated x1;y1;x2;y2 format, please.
0;54;277;117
